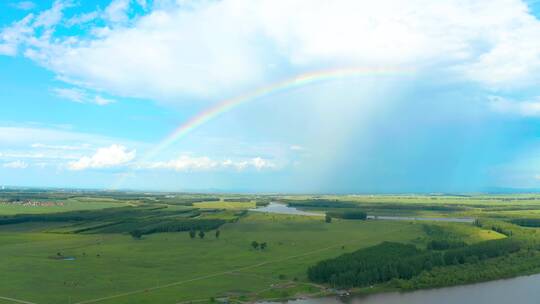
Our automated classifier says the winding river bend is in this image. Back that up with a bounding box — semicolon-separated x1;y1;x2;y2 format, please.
252;202;538;303
251;202;474;223
260;273;540;304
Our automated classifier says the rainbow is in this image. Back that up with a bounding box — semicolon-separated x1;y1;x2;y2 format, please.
111;66;410;189
144;66;409;161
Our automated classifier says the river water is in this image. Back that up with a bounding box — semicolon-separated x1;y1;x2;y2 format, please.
250;202;324;216
252;203;537;303
261;273;540;304
251;202;474;223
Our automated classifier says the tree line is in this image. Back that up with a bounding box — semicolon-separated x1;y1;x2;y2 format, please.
510;218;540;228
307;239;521;288
130;219;226;237
326;210;367;220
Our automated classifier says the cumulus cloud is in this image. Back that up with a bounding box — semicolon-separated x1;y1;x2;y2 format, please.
489;96;540;117
0;125;145;171
3;160;28;169
52;87;116;105
2;0;540;101
141;155;276;172
68;144;136;170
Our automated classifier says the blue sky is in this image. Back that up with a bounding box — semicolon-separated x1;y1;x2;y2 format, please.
2;0;540;193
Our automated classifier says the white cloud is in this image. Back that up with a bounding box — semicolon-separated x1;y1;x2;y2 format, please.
489;95;540;117
10;1;37;11
3;0;540;102
290;145;304;151
30;143;90;150
0;151;79;160
0;125;143;171
0;125;109;146
66;11;99;26
141;155;276;172
0;0;71;56
146;155;218;171
3;160;28;169
93;95;115;105
245;157;275;170
0;14;34;55
68;144;136;170
53;87;116;105
104;0;131;24
32;0;71;28
53;87;86;103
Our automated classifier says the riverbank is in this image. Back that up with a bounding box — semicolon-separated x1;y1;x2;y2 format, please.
259;271;540;304
250;202;476;223
253;250;540;304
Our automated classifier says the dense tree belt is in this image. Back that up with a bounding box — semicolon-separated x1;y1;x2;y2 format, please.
308;239;521;288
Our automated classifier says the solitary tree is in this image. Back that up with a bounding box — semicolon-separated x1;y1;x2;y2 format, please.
189;229;196;239
215;230;220;239
251;241;259;250
199;230;205;239
260;242;267;250
325;214;332;223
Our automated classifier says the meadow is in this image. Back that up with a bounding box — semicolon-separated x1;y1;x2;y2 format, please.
0;190;539;304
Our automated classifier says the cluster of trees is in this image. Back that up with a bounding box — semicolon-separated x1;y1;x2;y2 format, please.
0;205;175;226
355;203;469;212
510;218;540;227
285;199;358;209
442;238;520;264
189;229;221;240
158;197;220;206
326;210;367;220
0;204;232;237
402;246;540;290
426;240;466;250
255;200;271;207
308;239;521;288
223;198;252;202
135;219;226;236
491;225;513;236
251;241;268;250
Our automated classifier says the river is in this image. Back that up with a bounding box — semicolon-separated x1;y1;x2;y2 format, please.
260;273;540;304
251;202;474;223
250;202;324;216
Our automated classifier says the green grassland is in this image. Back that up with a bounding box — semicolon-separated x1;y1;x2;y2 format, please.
0;197;131;215
0;191;540;304
193;201;256;210
0;213;428;304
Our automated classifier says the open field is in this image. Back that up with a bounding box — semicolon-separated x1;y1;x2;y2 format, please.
193;201;256;210
0;200;130;215
0;213;429;304
0;191;540;303
0;197;131;215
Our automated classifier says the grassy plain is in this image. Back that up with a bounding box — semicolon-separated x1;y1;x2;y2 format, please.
0;191;538;304
193;201;256;209
0;198;130;215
